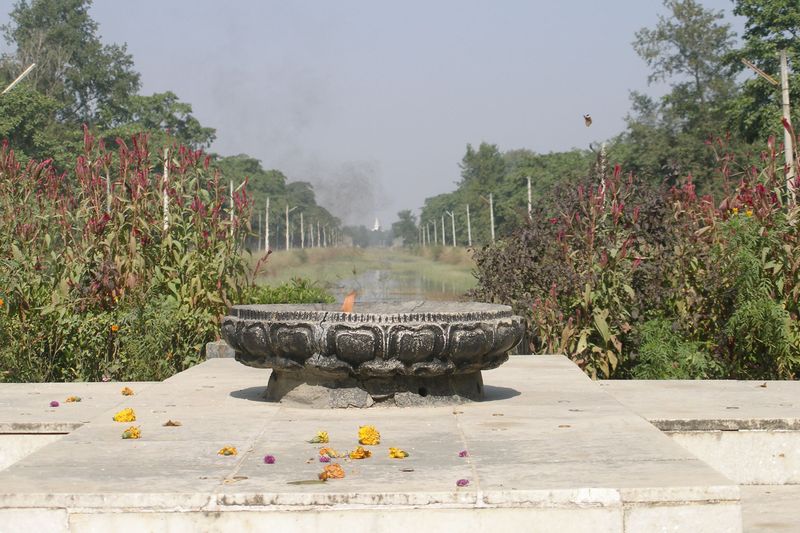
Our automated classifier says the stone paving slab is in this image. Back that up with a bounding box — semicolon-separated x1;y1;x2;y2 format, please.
600;380;800;431
740;485;800;532
0;381;155;433
0;356;741;532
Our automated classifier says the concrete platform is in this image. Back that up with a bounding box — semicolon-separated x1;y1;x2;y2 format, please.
601;380;800;484
0;356;741;532
0;381;154;470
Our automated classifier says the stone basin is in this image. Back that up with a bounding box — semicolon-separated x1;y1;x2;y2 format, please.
221;301;524;407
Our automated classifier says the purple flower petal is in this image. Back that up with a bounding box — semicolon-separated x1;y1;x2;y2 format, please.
263;455;276;464
456;478;470;487
49;400;59;407
458;450;469;457
319;455;331;462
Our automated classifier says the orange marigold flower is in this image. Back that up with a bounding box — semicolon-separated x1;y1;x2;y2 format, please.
65;396;82;403
121;387;134;396
349;446;372;459
0;297;4;306
111;324;120;332
319;463;345;480
319;447;341;458
358;425;380;445
218;446;238;456
389;447;409;459
122;426;141;439
112;408;136;422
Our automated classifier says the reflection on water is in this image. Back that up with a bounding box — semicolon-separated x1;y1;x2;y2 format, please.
330;269;472;303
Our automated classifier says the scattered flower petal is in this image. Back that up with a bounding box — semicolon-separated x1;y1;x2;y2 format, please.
358;425;380;445
264;455;276;464
309;431;329;444
349;446;372;459
389;447;409;459
122;426;141;439
319;463;345;480
121;387;134;396
113;408;136;422
163;420;182;427
218;446;237;456
49;400;59;407
456;479;470;487
458;450;469;458
319;455;331;463
65;396;81;403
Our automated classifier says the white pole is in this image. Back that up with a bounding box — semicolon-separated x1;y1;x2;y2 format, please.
300;212;305;248
527;176;532;220
257;212;262;251
265;197;270;250
229;180;234;238
323;226;327;247
781;49;795;203
441;215;446;246
433;220;438;245
447;211;456;247
1;63;36;95
489;193;495;243
285;204;290;250
163;148;170;231
466;204;472;247
317;221;321;248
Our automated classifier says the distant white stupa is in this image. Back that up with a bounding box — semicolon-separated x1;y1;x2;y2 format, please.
372;217;381;231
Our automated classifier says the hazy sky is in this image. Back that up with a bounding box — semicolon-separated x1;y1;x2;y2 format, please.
4;1;745;226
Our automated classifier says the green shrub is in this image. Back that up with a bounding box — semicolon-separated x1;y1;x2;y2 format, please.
630;319;716;379
248;278;334;304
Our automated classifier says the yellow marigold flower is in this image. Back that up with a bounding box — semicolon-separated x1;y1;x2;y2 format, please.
309;431;329;444
218;446;238;456
65;396;82;403
121;386;134;396
319;463;345;480
745;209;753;217
358;425;380;445
111;324;120;332
121;426;141;439
112;408;136;422
732;207;739;215
349;446;372;459
389;447;409;459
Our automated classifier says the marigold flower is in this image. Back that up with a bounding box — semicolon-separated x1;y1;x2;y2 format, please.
122;426;141;439
458;450;469;457
218;446;237;456
309;431;329;444
0;297;4;306
318;447;340;458
358;425;380;445
745;209;753;217
319;463;345;480
389;447;409;459
111;324;120;333
732;207;739;215
113;408;136;422
121;386;134;396
65;396;81;403
263;455;276;464
49;400;59;408
349;446;372;459
456;479;470;487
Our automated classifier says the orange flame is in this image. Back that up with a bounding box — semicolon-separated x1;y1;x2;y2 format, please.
341;291;357;313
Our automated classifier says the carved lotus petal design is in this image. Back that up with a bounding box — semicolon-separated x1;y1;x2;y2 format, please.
221;302;524;378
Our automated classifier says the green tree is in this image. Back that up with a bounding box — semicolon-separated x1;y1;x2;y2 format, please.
391;209;418;247
621;0;737;188
1;0;140;124
726;0;800;142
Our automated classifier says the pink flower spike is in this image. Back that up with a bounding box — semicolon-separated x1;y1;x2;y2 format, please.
319;455;331;463
49;401;59;407
458;450;469;457
456;479;470;487
263;455;276;464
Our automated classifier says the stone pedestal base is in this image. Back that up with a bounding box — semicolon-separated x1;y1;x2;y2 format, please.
264;370;484;408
